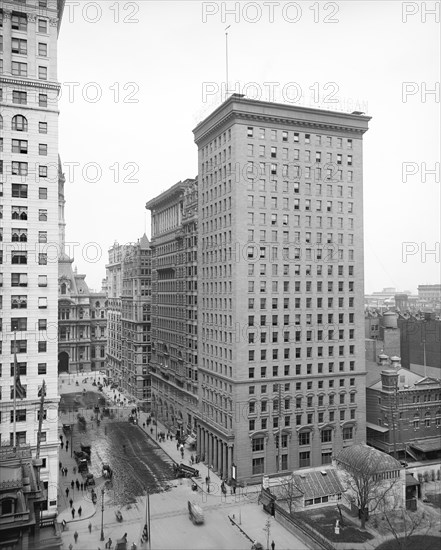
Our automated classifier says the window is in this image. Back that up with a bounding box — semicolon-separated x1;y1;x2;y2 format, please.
38;275;47;287
12;38;27;55
252;457;264;475
38;341;47;352
12;162;28;175
12;251;27;265
39;94;48;107
12;92;27;105
12;139;28;154
12;184;28;198
38;42;48;57
39;187;48;199
299;432;310;446
38;363;47;375
39;122;48;134
39;144;48;155
12;62;27;77
12;13;27;31
39;209;47;221
12;115;28;131
247;127;253;138
252;437;264;452
38;19;48;33
299;451;310;468
343;427;353;440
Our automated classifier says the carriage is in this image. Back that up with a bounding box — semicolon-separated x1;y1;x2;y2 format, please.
187;501;204;525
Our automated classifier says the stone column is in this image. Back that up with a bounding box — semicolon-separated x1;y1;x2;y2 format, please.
228;445;233;480
222;443;227;479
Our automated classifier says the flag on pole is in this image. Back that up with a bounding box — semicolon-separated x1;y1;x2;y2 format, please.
14;345;26;400
141;523;149;542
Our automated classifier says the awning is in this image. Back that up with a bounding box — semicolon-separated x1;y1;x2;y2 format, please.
366;422;389;433
410;438;441;453
406;474;420;487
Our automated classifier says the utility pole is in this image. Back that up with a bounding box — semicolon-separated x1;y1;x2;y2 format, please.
100;487;105;541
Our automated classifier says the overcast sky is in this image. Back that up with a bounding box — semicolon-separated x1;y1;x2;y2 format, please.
58;1;440;293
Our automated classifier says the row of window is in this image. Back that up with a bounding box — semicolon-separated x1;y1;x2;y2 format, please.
246;196;354;212
2;339;48;353
247;145;352;163
9;295;48;307
3;12;50;33
4;139;49;155
0;162;50;176
245;128;353;148
248;414;356;433
1;114;48;134
0;90;50;107
8;37;48;56
1;205;48;219
0;273;47;287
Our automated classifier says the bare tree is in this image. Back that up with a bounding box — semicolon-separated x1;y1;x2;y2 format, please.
277;474;302;514
380;503;433;550
337;453;402;529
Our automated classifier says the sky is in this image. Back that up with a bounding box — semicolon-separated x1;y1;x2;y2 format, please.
57;0;440;293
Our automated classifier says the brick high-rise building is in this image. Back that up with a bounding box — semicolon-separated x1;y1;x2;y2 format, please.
193;94;370;483
146;178;199;438
0;0;65;516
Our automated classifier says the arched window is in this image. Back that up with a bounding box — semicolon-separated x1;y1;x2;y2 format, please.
12;115;28;132
61;283;66;295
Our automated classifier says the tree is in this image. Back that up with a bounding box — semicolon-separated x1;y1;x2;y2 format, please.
336;446;403;529
277;474;302;514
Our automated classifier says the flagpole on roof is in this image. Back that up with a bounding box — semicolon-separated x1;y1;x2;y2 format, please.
13;331;17;449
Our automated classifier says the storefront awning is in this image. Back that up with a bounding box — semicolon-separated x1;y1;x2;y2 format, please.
410;438;441;453
366;422;389;433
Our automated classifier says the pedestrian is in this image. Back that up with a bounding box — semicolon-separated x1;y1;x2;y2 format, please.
69;544;73;550
150;428;153;435
271;540;275;550
65;467;68;476
71;507;75;519
69;498;73;508
80;482;84;491
59;461;62;470
191;454;194;464
76;479;80;491
176;441;179;451
181;449;184;459
61;441;64;450
78;506;82;517
74;530;78;543
107;537;112;549
71;480;75;490
60;434;63;442
66;488;69;498
73;466;77;475
123;533;127;541
88;522;92;533
143;423;145;429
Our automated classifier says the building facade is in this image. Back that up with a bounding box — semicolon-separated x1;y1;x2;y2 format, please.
0;0;65;516
193;94;370;483
365;310;401;362
106;236;152;403
366;355;441;462
57;162;107;375
146;179;199;437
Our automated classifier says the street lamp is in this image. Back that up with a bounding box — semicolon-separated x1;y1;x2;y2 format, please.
207;463;210;494
100;487;105;541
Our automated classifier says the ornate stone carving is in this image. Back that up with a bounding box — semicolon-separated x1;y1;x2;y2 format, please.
3;10;12;19
27;13;36;22
49;17;58;26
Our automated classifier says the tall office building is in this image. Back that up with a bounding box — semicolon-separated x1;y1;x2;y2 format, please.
106;235;152;402
0;0;65;515
146;178;199;438
193;95;370;482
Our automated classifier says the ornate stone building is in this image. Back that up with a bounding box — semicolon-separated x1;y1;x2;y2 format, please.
0;0;66;518
106;236;152;403
57;164;107;375
146;178;199;438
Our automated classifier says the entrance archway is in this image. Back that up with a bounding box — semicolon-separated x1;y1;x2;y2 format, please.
58;352;69;374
